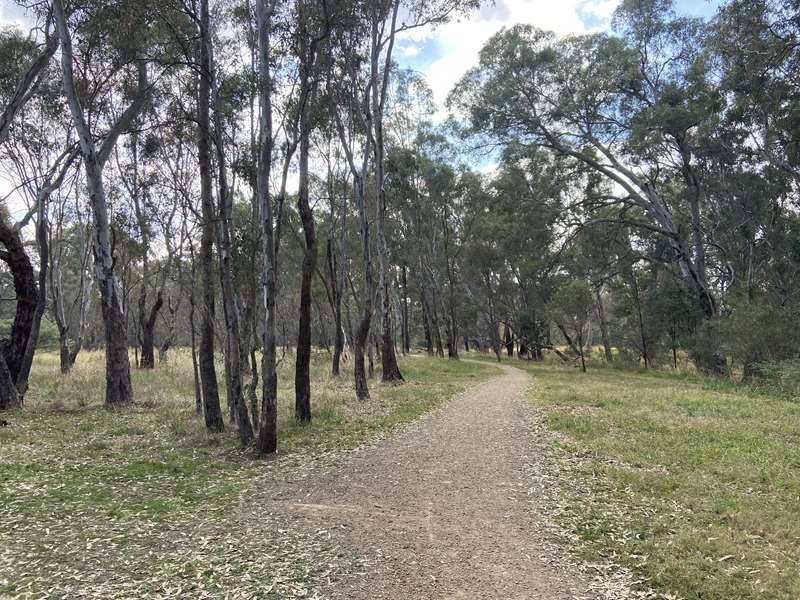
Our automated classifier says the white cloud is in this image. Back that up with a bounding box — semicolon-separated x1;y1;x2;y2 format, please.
405;0;621;120
400;44;422;58
581;0;619;20
0;3;35;29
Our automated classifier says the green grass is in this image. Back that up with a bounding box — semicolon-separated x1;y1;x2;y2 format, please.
0;349;495;598
516;360;800;600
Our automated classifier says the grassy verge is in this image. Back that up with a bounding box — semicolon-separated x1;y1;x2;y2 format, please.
0;350;495;598
514;360;800;600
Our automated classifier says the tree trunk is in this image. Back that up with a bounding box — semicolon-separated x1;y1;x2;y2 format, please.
368;334;375;379
485;273;502;362
16;200;49;396
213;62;253;445
139;290;162;369
401;264;410;354
255;0;278;454
353;175;373;399
0;216;37;408
58;329;72;374
671;322;678;370
370;13;402;384
595;287;613;363
129;131;158;371
189;263;202;415
629;273;649;369
431;286;445;357
195;0;224;430
420;285;434;356
51;209;91;376
295;137;315;422
329;239;344;376
54;0;153;405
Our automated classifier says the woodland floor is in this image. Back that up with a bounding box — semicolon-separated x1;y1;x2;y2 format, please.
3;352;797;599
0;352;629;599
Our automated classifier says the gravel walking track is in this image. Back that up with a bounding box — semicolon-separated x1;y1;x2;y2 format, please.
276;362;599;599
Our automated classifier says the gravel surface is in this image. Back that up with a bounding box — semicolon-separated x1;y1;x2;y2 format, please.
276;362;605;599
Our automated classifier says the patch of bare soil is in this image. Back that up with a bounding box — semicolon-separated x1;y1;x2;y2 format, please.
272;363;616;599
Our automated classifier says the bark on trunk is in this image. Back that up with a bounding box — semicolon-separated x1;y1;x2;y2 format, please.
401;265;410;354
0;216;37;408
16;201;49;396
504;321;513;357
213;61;253;445
369;4;402;384
55;0;136;405
331;89;373;398
139;290;162;369
431;286;445;358
420;284;434;356
329;239;344;376
351;177;372;399
197;0;223;431
189;259;202;415
629;273;649;369
295;115;316;423
255;0;278;454
595;288;613;363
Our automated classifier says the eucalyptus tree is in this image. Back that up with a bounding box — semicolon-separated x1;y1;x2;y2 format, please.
329;12;376;400
0;13;61;407
486;146;565;359
293;0;333;424
187;0;225;431
362;0;479;382
549;280;594;372
314;130;352;377
451;2;723;335
0;13;57;145
53;0;163;404
207;3;255;444
49;178;94;374
255;0;279;454
0;55;79;394
0;206;37;409
714;0;800;187
113;125;168;370
388;132;466;359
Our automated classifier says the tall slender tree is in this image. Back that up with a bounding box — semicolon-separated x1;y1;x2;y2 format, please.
53;0;153;404
255;0;279;454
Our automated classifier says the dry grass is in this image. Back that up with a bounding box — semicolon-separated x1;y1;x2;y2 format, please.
0;349;495;598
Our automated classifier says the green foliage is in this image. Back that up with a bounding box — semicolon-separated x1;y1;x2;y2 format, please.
756;359;800;399
720;301;800;375
549;281;594;334
0;318;58;349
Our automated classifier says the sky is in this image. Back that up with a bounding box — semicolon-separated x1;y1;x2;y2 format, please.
394;0;724;118
0;2;30;27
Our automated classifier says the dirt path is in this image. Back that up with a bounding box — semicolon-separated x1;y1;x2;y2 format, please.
275;363;598;599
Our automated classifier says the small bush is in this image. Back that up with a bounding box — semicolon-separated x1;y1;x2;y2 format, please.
719;301;800;379
755;359;800;399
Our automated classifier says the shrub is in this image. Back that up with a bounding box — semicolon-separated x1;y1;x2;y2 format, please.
754;359;800;399
719;301;800;380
